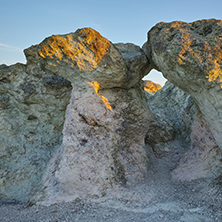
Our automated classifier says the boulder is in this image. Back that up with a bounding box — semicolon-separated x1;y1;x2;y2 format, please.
144;19;222;150
147;81;195;143
2;20;222;205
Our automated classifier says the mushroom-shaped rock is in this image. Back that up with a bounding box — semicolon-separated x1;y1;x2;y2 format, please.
24;28;152;204
144;19;222;150
25;28;150;89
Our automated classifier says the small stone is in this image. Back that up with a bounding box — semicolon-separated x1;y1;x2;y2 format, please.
159;214;164;218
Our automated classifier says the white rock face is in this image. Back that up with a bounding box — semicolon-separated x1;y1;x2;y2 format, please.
172;111;222;181
38;85;151;204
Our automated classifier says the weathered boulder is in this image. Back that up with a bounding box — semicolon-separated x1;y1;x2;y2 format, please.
144;80;162;95
0;63;72;202
143;19;222;150
15;28;152;204
25;29;150;89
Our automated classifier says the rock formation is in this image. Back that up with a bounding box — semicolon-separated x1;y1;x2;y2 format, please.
0;28;152;204
1;19;222;205
172;109;222;181
0;63;72;202
144;80;162;95
146;81;195;157
146;81;222;180
143;19;222;152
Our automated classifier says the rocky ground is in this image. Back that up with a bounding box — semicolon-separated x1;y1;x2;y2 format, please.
1;144;221;222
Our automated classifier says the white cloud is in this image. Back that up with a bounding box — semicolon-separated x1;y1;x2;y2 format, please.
0;43;22;51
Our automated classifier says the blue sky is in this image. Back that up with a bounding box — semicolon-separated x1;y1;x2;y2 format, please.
0;0;221;85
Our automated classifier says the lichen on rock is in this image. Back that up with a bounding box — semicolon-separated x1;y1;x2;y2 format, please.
144;19;222;151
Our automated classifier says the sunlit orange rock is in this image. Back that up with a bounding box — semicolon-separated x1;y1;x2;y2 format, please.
38;29;110;72
144;80;162;95
88;81;113;111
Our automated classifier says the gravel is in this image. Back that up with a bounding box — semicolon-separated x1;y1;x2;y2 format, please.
1;145;221;222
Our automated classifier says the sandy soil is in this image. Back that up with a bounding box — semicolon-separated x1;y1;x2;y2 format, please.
1;144;221;222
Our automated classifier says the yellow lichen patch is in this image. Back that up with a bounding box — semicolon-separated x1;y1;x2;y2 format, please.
88;81;113;112
162;23;196;65
177;29;209;65
178;31;194;64
171;21;185;29
163;21;222;87
79;28;110;65
206;41;222;86
49;62;56;67
206;62;222;83
38;28;110;71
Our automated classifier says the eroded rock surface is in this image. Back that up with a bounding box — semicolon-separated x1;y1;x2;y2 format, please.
0;28;152;203
144;19;222;151
0;63;72;202
1;20;222;206
146;81;194;157
20;28;152;204
172;110;222;181
146;81;222;180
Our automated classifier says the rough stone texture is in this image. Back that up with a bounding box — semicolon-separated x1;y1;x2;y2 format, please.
143;19;222;151
25;30;150;90
0;29;152;204
144;80;162;95
114;43;152;87
0;63;72;202
20;28;152;204
172;110;222;181
146;81;195;154
146;81;222;180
